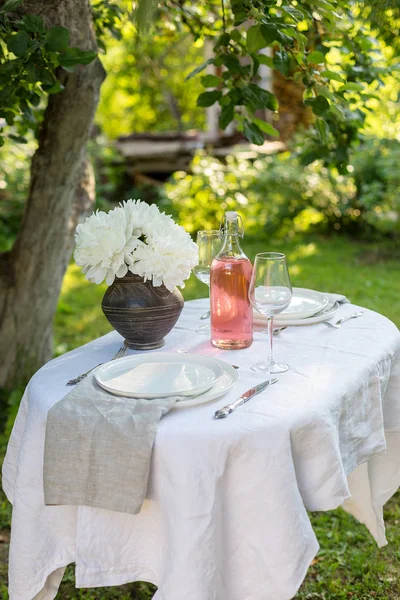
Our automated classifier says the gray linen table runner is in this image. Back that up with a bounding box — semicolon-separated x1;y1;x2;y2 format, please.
43;373;178;514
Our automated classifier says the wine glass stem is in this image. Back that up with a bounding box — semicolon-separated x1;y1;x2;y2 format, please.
266;317;274;375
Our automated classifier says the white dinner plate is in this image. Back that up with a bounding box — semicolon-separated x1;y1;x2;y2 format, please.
253;301;339;327
173;357;238;409
95;353;223;399
253;287;329;323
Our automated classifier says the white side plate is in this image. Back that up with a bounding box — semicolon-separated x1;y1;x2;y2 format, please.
254;301;339;327
253;287;329;322
95;353;223;398
173;358;238;409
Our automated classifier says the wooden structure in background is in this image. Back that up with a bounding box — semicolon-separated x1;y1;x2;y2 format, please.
115;41;295;182
116;131;284;182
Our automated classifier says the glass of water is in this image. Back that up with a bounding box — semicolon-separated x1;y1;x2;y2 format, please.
249;252;292;374
193;230;222;334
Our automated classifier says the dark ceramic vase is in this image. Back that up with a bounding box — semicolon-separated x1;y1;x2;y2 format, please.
101;272;184;350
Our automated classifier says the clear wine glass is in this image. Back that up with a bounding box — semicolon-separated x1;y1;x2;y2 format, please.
193;230;222;334
249;252;292;374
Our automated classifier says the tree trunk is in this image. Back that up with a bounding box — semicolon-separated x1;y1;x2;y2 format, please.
272;69;313;141
0;0;105;390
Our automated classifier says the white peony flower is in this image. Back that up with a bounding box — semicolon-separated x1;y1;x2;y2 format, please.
74;207;140;286
74;199;199;290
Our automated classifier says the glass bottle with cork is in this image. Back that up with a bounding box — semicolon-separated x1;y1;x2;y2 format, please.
210;211;253;349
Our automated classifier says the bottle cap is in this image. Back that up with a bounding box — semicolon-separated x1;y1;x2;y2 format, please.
225;211;238;221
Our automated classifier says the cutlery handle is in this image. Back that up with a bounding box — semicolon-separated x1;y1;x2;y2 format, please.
338;311;364;326
67;364;102;386
214;378;278;418
228;396;247;411
214;399;243;419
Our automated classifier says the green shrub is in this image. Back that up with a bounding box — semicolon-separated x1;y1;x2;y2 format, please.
161;140;400;239
351;138;400;236
88;135;126;212
1;136;398;254
0;138;36;251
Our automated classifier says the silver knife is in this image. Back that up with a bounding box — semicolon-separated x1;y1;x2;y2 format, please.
214;378;278;419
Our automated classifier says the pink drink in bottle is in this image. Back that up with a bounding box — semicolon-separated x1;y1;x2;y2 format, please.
210;212;253;349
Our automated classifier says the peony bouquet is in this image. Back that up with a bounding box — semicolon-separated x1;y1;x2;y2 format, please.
74;200;199;292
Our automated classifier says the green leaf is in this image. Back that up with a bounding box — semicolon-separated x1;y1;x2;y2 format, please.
273;51;291;77
22;15;45;34
7;32;29;57
38;67;55;85
300;150;319;166
244;84;278;112
228;88;243;104
2;0;22;12
234;15;247;25
247;25;266;53
321;70;344;83
315;118;330;145
219;103;235;130
276;30;295;46
308;50;325;64
305;95;330;116
0;84;13;100
30;93;41;107
214;32;230;50
258;54;274;68
243;121;265;145
339;82;364;92
197;90;221;107
230;30;242;43
252;118;279;137
251;53;260;77
24;63;37;84
315;85;333;99
58;48;97;68
43;81;65;94
9;133;28;144
45;26;70;52
231;1;247;19
219;94;231;107
260;25;279;45
282;5;304;21
200;74;220;88
328;104;346;120
0;62;15;77
0;136;4;148
0;108;15;120
5;111;15;125
185;59;213;81
222;53;243;73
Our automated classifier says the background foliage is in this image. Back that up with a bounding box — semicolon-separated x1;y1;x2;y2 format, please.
0;137;35;251
3;0;400;159
0;0;98;145
1;133;400;254
97;20;205;137
161;139;400;239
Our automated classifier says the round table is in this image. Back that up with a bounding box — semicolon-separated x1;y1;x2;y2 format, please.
3;298;400;600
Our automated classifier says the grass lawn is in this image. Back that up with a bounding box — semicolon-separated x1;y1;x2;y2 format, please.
1;232;399;599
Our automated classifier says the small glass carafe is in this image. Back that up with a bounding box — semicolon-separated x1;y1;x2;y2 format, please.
210;211;253;349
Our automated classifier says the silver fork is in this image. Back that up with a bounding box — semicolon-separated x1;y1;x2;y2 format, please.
66;343;128;385
323;311;365;329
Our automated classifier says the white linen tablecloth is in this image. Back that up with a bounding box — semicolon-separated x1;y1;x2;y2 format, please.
3;298;400;600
